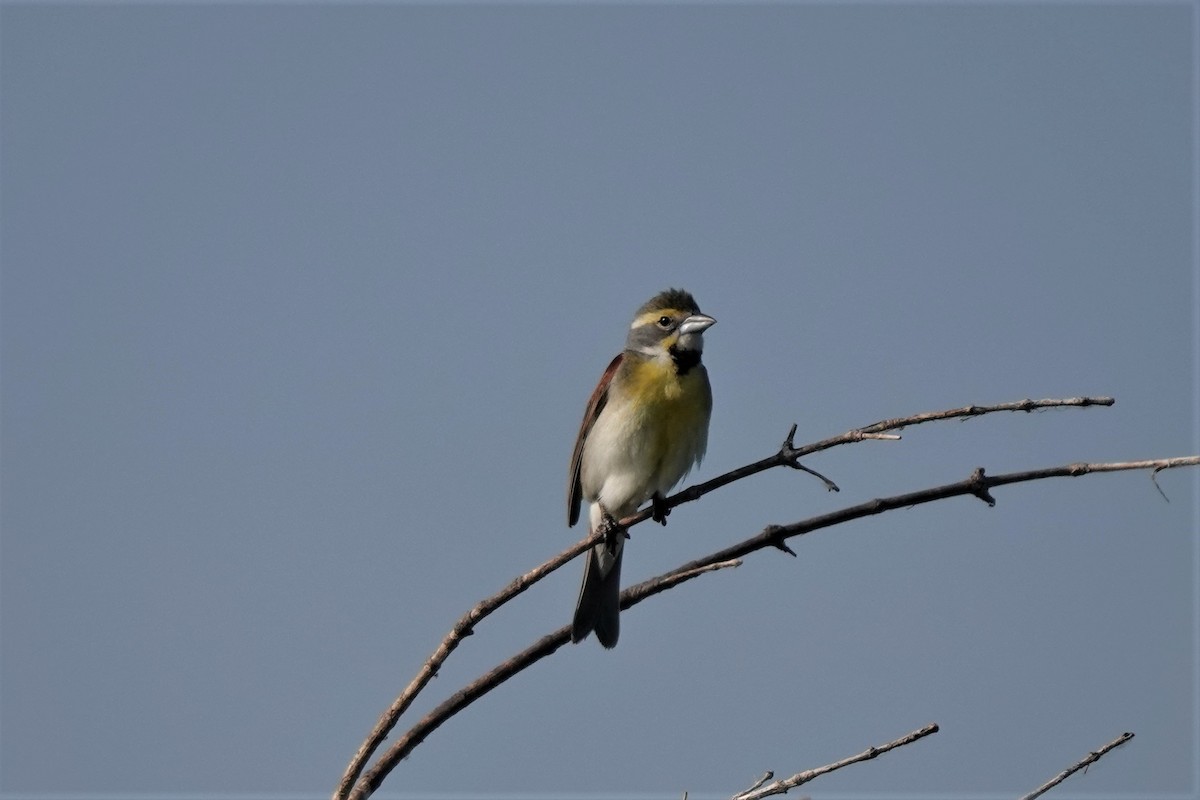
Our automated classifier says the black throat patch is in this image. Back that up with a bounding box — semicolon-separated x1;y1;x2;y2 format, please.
669;345;702;375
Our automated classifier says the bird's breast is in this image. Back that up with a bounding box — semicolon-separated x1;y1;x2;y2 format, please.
580;357;711;515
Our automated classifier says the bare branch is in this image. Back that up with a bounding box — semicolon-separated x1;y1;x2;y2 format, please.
344;556;742;800
1018;731;1135;800
627;396;1116;525
341;454;1193;800
332;528;605;800
730;723;940;800
632;457;1199;600
336;396;1106;799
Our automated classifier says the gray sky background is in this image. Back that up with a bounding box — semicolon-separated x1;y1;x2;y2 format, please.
1;3;1196;799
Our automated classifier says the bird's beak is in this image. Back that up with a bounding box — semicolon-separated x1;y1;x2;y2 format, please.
679;314;716;336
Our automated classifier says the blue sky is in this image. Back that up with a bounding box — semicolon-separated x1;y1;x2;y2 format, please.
2;3;1197;798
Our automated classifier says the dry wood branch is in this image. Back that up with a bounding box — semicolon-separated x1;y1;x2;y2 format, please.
1018;731;1135;800
627;396;1116;525
345;561;741;800
628;457;1198;606
335;396;1104;799
730;723;940;800
333;541;736;799
736;771;774;796
332;529;604;800
340;452;1192;800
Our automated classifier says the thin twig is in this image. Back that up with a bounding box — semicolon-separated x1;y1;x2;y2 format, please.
1018;731;1135;800
342;454;1194;800
731;723;940;800
735;771;773;796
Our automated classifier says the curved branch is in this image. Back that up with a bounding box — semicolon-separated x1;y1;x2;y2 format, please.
335;396;1107;799
332;529;605;800
342;454;1193;800
347;559;742;800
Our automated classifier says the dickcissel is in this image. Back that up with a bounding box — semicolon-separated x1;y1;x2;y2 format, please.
568;288;715;648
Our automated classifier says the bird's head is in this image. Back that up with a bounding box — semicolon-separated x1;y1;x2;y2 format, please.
624;288;716;370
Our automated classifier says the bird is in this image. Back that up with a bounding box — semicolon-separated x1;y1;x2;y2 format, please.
567;288;715;648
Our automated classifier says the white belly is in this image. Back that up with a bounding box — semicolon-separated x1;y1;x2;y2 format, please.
579;391;707;519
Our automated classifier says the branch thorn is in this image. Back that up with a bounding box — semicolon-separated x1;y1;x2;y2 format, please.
782;423;798;450
766;525;798;557
777;424;839;492
1150;466;1170;502
968;467;996;507
786;460;840;493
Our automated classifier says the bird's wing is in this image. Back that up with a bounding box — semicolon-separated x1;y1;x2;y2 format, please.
567;353;623;526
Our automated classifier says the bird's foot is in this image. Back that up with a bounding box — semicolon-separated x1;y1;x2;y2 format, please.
597;509;629;555
650;493;670;526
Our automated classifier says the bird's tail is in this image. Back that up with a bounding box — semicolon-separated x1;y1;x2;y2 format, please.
571;535;623;648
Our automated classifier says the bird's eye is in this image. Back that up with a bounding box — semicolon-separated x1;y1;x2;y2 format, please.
657;316;672;328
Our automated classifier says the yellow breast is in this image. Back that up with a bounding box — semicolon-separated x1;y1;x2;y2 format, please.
620;356;710;467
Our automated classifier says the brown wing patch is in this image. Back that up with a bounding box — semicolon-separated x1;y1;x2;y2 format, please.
567;353;623;526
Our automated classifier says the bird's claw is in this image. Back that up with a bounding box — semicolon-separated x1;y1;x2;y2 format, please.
650;493;670;526
598;510;627;554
